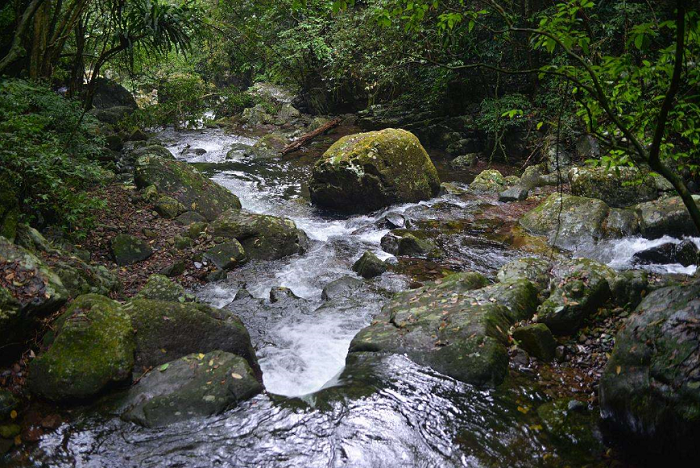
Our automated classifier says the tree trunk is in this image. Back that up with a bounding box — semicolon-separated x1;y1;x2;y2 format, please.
281;118;342;155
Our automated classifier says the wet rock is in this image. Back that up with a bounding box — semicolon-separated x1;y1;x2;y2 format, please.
545;139;573;174
537;258;612;335
602;207;641;238
512;324;556;361
569;166;657;208
126;299;260;379
309;129;441;213
247;132;288;159
520;193;610;250
634;195;700;238
351;272;524;387
380;232;400;255
274;103;301;125
241;104;274;126
469;169;507;193
135;275;187;302
0;237;68;350
498;186;529;202
321;276;364;301
226;143;252;160
633;239;699;267
110;234;153;266
352;251;387;279
269;287;299;304
600;280;700;462
121;350;262;428
209;209;307;261
134;153;242;221
175;211;207;226
610;270;649;309
497;257;551;290
386;233;440;258
154;196;186;219
383;213;407;229
29;295;134;401
204;240;247;270
449;153;478;170
537;399;603;458
0;173;19;241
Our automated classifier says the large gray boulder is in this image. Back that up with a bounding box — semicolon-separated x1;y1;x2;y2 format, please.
209;209;308;261
135;153;242;221
91;77;137;110
0;237;68;350
600;280;700;462
569;166;657;208
520;193;610;250
349;272;539;387
121;350;262;428
309;129;441;212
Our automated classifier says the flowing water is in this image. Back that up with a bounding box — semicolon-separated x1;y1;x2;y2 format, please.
12;126;699;468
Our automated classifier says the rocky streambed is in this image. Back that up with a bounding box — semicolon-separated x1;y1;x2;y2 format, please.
2;109;700;467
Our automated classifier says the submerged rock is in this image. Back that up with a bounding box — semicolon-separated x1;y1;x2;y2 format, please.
633;239;699;267
600;280;700;462
309;128;441;212
0;237;68;350
352;251;387;279
349;272;538;387
209;209;307;260
29;295;134;401
569;166;657;208
126;299;260;379
110;234;152;266
121;350;262;428
520;193;610;250
134;153;242;221
537;399;603;458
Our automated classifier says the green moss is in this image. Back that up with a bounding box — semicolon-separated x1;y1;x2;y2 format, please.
29;294;135;401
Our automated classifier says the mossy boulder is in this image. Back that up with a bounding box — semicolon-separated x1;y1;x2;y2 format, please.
126;299;260;379
600;280;700;462
0;237;68;350
634;195;700;238
520;193;610;250
465;279;539;322
135;275;187;302
469;169;507;193
497;257;551;291
352;251;387;279
204;240;247;270
209;209;308;261
380;232;440;258
0;173;19;241
569;166;657;208
51;257;120;298
321;276;364;301
350;272;526;387
513;324;557;361
309;129;441;212
450;153;478;170
241;104;274;126
154;196;186;219
110;234;152;266
537;258;612;335
29;295;134;401
247;132;288;159
135;154;241;221
121;350;262;428
91;77;137;110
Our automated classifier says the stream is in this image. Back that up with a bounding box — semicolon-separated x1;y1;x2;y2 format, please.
15;126;700;468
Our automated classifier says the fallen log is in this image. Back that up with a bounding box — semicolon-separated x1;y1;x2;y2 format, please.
281;118;342;155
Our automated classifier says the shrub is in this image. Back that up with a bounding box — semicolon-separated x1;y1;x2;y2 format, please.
0;79;108;237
